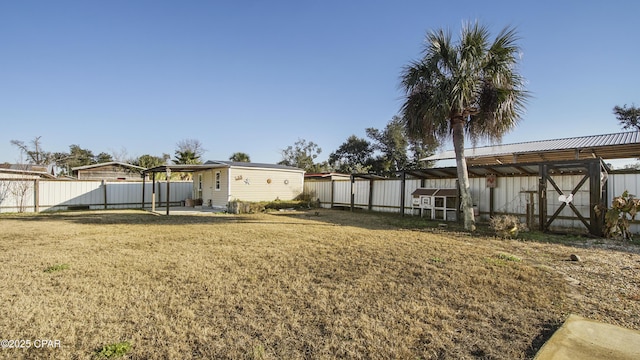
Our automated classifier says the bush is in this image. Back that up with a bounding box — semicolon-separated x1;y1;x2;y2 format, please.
227;199;317;214
489;215;527;238
600;190;640;240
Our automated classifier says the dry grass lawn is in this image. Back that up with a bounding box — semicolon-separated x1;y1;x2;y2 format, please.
0;209;639;359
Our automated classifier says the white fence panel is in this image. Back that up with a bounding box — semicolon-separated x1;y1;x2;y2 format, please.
0;179;35;212
304;181;333;204
332;181;351;206
353;181;369;208
0;180;193;213
371;179;400;213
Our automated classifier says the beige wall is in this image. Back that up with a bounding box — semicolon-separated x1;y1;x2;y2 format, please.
193;168;230;207
193;166;304;207
229;167;303;202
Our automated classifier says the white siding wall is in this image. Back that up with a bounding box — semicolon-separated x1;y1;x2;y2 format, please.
0;180;192;213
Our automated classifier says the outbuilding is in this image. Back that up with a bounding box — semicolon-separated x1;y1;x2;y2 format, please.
192;161;305;208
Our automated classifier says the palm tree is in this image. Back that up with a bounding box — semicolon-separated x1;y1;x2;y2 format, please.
400;22;528;231
229;152;251;162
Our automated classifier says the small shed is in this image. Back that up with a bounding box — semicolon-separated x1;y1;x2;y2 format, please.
72;162;146;180
192;161;305;208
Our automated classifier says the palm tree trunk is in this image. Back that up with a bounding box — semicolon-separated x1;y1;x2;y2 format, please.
451;118;476;231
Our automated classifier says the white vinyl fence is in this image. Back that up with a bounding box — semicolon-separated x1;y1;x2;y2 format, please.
305;172;640;234
0;179;193;213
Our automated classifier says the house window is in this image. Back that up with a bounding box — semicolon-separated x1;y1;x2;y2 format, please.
197;174;203;199
215;171;221;191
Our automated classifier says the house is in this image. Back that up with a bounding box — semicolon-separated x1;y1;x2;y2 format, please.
191;161;305;208
0;164;55;179
72;162;146;180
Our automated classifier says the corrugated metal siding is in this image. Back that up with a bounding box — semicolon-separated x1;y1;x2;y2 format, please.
608;173;640;234
427;131;640;160
304;173;640;234
304;181;335;204
0;180;192;213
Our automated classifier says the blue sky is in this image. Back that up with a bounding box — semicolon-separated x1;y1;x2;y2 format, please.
1;1;639;166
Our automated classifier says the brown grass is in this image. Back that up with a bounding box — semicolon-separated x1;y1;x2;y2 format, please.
0;209;639;359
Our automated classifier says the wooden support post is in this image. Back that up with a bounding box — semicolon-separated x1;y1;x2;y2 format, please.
350;175;355;212
141;173;146;209
400;171;406;216
166;169;171;215
538;165;547;231
489;186;494;218
589;160;603;236
151;172;156;212
368;179;374;211
102;180;107;210
34;179;39;213
330;180;335;208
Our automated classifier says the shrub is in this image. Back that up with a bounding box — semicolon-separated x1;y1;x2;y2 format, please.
227;199;316;214
489;215;526;238
600;190;640;240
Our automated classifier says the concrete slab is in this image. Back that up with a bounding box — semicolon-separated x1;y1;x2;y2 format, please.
535;314;640;360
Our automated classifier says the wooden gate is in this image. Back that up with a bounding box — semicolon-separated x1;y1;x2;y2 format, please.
538;159;607;236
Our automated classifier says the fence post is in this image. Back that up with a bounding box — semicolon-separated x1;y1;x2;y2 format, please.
34;179;39;213
141;173;146;209
151;173;156;212
102;180;107;210
400;171;406;216
350;175;355;212
330;180;335;208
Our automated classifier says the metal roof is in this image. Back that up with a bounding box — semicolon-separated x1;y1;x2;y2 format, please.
143;161;304;174
71;161;146;171
204;160;304;171
404;158;609;179
423;131;640;165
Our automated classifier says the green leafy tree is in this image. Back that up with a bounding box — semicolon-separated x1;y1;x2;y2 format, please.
614;104;640;131
134;154;168;169
229;152;251;162
95;152;114;163
400;21;528;231
278;139;329;172
328;135;374;173
366;116;410;174
173;150;201;165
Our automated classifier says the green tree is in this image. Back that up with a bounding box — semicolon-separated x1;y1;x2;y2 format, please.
366;116;409;174
278;139;329;172
229;152;251;162
176;139;205;160
134;154;168;169
173;150;201;165
328;135;374;173
614;104;640;131
400;22;528;231
95;152;114;163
